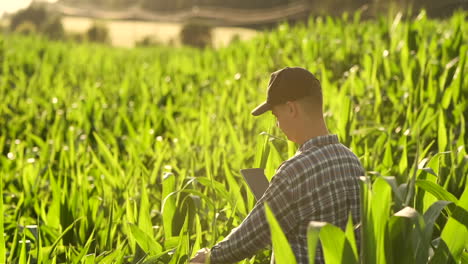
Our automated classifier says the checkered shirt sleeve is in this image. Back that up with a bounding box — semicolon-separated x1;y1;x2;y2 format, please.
210;165;296;263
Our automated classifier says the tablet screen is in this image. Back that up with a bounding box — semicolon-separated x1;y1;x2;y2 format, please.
240;168;270;200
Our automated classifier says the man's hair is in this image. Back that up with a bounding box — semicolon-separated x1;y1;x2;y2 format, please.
297;79;323;114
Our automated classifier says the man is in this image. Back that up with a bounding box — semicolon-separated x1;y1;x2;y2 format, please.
190;67;364;264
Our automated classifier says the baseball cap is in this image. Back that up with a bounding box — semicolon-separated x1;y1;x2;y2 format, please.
251;67;321;116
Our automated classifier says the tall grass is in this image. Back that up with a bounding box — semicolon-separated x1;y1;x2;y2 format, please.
0;10;466;263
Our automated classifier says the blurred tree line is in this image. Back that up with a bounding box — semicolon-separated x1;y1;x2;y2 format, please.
58;0;466;17
6;3;212;48
61;0;300;10
8;3;110;43
5;0;465;48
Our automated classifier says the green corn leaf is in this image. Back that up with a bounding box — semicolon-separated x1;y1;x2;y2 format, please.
383;140;393;169
381;176;405;210
338;95;352;142
47;218;82;259
46;169;61;229
92;132;124;176
265;142;283;181
195;177;231;201
129;223;163;256
97;243;125;263
223;156;246;215
19;234;27;264
90;150;117;189
265;203;297;264
441;84;453;110
320;223;358;264
423;200;453;236
416;180;458;203
399;137;408;175
307;221;358;264
419;167;438;177
415;201;453;263
255;131;271;169
73;229;95;264
169;214;190;264
462;251;468;264
84;253;96;264
438;111;447;152
139;179;153;236
430;237;454;263
190;214;202;259
426;151;451;178
137;249;174;264
7;225;19;263
307;222;325;264
435;187;468;262
162;172;176;238
287;140;297;158
36;222;43;264
104;199;114;251
386;207;422;264
371;177;393;264
345;213;358;258
359;176;375;264
0;174;5;264
126;193;136;223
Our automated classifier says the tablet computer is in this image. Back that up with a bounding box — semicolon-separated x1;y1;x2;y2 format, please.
240;168;269;200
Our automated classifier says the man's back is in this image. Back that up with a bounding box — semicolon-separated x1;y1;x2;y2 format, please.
274;134;363;263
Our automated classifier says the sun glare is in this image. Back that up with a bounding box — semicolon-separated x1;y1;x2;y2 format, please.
0;0;32;17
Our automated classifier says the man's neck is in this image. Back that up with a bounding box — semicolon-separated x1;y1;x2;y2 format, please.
295;119;329;145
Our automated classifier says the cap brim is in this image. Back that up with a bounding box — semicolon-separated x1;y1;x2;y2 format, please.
251;101;271;116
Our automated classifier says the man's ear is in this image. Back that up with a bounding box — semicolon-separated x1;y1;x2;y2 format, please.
286;101;299;118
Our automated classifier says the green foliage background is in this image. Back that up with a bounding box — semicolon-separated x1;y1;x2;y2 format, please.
0;10;467;263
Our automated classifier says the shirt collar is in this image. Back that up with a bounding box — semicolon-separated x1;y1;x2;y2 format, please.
297;134;339;153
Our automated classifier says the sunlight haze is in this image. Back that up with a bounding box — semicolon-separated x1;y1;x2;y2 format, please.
0;0;58;17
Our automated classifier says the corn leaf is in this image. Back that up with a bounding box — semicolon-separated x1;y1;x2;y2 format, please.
0;174;5;264
265;203;297;264
320;223;358;264
129;223;163;256
307;221;326;264
139;179;153;236
416;180;458;203
162;172;176;238
434;187;468;262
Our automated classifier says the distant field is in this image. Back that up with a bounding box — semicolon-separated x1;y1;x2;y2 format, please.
1;11;467;264
62;16;258;47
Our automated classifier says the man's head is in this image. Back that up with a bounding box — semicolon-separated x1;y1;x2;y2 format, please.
252;67;327;144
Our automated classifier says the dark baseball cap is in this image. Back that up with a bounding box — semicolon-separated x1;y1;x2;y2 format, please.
251;67;321;116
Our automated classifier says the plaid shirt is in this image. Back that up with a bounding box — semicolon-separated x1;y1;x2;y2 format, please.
210;134;364;264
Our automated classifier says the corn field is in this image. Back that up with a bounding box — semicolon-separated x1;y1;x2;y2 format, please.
0;10;467;264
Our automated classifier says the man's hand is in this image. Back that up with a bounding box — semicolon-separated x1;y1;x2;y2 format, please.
189;248;210;264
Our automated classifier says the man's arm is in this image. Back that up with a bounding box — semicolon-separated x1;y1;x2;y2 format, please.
210;168;298;263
